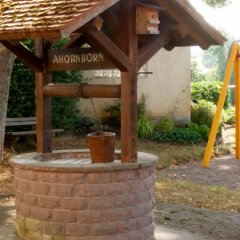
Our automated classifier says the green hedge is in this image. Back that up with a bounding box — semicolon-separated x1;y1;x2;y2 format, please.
191;100;216;128
7;60;84;130
152;128;202;144
191;80;231;109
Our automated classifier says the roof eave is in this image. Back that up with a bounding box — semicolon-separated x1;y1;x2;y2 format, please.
0;29;61;40
155;0;226;49
0;0;120;40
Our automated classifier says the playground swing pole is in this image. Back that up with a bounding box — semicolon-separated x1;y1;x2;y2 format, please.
202;43;239;168
235;46;240;159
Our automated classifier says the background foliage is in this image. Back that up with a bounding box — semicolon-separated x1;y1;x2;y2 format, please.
152;128;202;144
191;100;216;128
191;80;231;109
7;59;84;130
203;0;232;7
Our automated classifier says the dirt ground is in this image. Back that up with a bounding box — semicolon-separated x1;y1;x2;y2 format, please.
1;132;240;239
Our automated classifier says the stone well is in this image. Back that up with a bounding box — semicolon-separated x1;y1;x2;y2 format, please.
11;150;157;240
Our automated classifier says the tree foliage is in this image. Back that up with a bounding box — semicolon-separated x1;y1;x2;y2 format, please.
202;33;234;83
191;80;231;109
7;39;85;130
191;58;207;82
203;0;232;8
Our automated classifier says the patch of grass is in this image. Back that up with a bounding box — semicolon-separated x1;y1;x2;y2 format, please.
155;177;240;212
138;140;229;169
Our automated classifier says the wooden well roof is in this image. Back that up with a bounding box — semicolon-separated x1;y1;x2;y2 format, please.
154;0;225;48
0;0;226;47
0;0;119;39
0;0;227;163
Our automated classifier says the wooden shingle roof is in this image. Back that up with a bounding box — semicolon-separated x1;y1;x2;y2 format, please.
154;0;226;48
0;0;119;39
0;0;226;49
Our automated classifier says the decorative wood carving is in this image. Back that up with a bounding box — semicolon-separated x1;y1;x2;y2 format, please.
47;48;116;71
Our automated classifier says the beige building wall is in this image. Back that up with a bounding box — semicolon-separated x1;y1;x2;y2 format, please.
78;47;191;124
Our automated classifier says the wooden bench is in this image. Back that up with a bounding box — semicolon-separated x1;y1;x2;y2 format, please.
5;117;64;136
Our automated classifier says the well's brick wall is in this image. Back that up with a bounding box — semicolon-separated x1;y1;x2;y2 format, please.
14;165;155;240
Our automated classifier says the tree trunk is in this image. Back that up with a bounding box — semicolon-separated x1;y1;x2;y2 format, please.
0;44;15;163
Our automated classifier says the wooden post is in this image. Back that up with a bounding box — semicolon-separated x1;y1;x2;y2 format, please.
235;48;240;159
119;0;138;163
35;39;52;153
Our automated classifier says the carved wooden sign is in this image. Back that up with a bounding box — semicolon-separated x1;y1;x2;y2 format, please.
47;48;116;71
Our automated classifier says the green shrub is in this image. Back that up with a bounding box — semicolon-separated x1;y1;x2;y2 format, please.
51;71;83;130
191;80;231;109
191;100;216;128
154;117;174;132
137;94;147;118
8;62;84;131
198;125;210;141
103;95;147;127
138;116;154;139
103;100;121;127
152;128;202;144
8;60;35;118
222;107;235;124
188;122;210;141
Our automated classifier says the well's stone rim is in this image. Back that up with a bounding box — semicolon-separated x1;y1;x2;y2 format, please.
10;149;158;173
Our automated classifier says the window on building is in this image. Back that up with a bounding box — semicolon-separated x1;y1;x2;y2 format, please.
94;64;148;79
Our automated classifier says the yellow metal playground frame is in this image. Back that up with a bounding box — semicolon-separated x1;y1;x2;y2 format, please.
202;43;240;167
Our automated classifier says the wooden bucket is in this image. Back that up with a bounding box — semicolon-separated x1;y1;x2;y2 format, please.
87;131;115;163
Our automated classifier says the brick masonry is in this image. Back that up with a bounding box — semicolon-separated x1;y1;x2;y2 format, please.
12;151;157;240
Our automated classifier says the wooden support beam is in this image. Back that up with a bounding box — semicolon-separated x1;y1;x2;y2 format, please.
60;34;88;49
138;26;172;68
170;24;188;39
81;27;130;71
164;24;189;51
119;0;138;163
43;83;121;98
101;9;121;38
0;40;43;72
35;39;52;153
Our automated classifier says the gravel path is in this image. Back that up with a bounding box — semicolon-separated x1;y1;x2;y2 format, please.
155;203;240;240
0;199;18;240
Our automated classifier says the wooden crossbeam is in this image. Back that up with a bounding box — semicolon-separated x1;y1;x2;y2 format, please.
81;28;130;71
170;24;188;39
0;40;43;72
138;26;172;68
60;34;88;49
43;83;121;98
164;24;189;51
